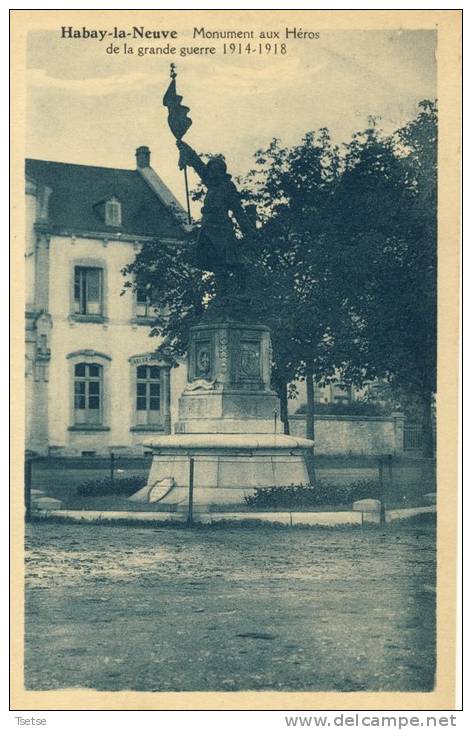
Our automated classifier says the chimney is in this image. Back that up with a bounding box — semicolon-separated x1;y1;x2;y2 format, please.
135;146;151;169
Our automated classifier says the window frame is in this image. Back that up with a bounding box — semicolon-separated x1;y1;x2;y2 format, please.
73;362;103;425
67;350;111;432
135;286;152;319
70;258;107;323
129;356;171;433
330;382;353;404
74;265;103;316
133;285;158;323
105;197;122;227
135;364;162;426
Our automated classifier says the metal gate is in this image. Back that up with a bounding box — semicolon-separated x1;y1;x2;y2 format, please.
403;422;423;450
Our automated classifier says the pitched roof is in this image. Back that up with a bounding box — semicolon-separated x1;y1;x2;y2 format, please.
25;158;187;238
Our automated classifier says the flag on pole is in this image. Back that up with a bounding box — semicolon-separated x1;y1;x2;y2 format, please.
163;71;192;141
162;65;193;224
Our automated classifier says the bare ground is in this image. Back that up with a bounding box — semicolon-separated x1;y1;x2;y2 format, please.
24;521;436;693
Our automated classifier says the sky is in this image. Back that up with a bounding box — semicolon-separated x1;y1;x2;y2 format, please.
26;23;436;209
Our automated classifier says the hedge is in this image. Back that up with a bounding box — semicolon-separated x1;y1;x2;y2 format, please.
244;479;380;508
77;476;147;497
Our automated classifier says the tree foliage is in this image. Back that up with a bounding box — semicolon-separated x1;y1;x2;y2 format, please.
122;237;211;360
331;101;437;454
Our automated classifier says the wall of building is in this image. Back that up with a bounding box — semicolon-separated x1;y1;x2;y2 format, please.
287;378;372;415
25;182;37;310
289;413;405;456
45;234;187;456
25;182;53;454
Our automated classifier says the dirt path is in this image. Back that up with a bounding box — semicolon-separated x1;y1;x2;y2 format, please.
25;522;436;693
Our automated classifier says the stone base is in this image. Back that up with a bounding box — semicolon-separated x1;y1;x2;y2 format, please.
177;389;280;425
143;433;314;507
154;486;257;507
175;418;278;434
352;498;381;524
32;496;64;511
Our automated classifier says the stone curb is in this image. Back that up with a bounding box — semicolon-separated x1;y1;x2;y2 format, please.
386;505;436;522
33;505;436;527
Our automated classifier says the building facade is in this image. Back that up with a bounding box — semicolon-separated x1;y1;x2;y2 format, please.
287;377;374;414
25;147;188;456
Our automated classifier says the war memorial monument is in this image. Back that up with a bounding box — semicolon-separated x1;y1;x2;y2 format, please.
138;67;314;507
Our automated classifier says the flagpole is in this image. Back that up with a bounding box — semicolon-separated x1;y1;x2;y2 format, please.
183;165;192;225
168;63;192;225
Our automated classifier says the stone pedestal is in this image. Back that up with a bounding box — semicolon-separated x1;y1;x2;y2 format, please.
176;321;279;433
143;318;314;507
145;433;315;506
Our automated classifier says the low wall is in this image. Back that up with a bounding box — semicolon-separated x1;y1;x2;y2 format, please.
288;413;405;456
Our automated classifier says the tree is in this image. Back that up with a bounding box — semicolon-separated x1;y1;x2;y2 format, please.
122;236;211;363
330;102;437;456
238;130;355;446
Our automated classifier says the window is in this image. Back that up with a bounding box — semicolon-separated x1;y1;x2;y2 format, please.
135;287;156;319
105;197;122;227
136;287;150;318
331;382;352;404
74;362;103;424
67;350;111;431
74;267;102;316
136;365;161;425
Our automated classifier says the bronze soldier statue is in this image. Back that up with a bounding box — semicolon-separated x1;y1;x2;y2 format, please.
163;65;256;299
176;140;255;293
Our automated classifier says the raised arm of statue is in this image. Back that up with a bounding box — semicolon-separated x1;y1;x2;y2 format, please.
176;140;209;184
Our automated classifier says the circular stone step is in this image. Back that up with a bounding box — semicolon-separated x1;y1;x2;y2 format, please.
143;432;315;500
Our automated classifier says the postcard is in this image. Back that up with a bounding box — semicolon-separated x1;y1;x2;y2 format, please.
10;8;461;712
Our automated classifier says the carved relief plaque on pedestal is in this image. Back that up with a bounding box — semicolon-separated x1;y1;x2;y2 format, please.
239;341;261;380
195;341;211;379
